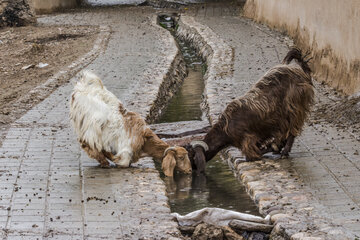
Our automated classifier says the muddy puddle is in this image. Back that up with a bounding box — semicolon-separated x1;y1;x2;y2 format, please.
157;15;259;216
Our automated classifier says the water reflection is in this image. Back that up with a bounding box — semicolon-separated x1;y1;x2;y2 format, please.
157;15;206;123
162;156;260;216
158;65;204;123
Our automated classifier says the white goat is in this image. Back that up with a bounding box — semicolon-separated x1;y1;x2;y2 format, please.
70;71;192;177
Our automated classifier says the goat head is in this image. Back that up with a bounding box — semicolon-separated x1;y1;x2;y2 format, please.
162;146;192;177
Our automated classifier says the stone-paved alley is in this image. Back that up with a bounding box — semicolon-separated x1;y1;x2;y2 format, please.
0;2;359;239
0;7;181;239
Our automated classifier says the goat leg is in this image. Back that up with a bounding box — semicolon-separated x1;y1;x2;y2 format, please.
272;140;286;154
92;151;110;168
98;155;111;168
243;136;263;161
259;146;273;155
193;147;207;175
81;141;110;167
258;139;281;155
113;151;132;168
281;134;295;158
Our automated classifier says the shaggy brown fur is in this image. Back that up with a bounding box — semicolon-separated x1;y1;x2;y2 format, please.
185;48;314;174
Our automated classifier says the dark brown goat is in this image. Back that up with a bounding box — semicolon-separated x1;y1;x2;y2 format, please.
185;48;314;174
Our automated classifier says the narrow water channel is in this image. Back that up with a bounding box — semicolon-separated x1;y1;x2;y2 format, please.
157;15;259;216
157;16;205;123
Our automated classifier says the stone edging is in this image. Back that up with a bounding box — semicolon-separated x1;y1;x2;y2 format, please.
177;15;354;240
126;15;186;123
177;16;235;124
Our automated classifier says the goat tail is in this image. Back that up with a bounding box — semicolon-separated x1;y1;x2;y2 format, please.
79;70;104;88
282;47;312;75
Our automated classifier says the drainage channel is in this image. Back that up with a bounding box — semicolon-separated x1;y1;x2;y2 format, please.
157;15;259;216
157;15;205;123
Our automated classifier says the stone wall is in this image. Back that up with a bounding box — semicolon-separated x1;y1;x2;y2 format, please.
31;0;80;14
244;0;360;95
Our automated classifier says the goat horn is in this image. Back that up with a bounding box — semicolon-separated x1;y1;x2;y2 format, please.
305;57;313;63
164;146;177;157
190;140;209;152
303;50;311;59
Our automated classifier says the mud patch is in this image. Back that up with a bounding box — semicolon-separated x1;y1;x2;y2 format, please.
0;25;99;126
25;33;87;44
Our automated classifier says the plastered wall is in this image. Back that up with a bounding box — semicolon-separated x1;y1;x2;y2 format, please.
31;0;80;14
244;0;360;94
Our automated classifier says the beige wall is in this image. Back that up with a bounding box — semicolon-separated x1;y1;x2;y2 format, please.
244;0;360;94
31;0;80;14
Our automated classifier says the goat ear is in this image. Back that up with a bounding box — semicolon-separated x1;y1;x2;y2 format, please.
194;147;206;175
162;152;176;177
144;128;155;139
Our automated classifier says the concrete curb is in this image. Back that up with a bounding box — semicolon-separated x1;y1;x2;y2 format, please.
177;15;355;240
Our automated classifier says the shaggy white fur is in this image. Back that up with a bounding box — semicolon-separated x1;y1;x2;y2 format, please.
70;71;143;167
70;71;192;176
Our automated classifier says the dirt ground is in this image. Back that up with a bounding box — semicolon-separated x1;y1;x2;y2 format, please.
310;81;360;137
0;25;99;126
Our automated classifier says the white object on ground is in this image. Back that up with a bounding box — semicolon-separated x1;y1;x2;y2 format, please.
37;62;49;68
172;207;271;227
21;64;35;70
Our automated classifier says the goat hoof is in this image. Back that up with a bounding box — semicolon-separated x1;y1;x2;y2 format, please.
271;143;279;152
115;161;131;168
115;164;130;168
100;163;110;168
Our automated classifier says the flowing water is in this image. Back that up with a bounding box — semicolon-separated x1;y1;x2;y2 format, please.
157;16;205;123
157;15;259;216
